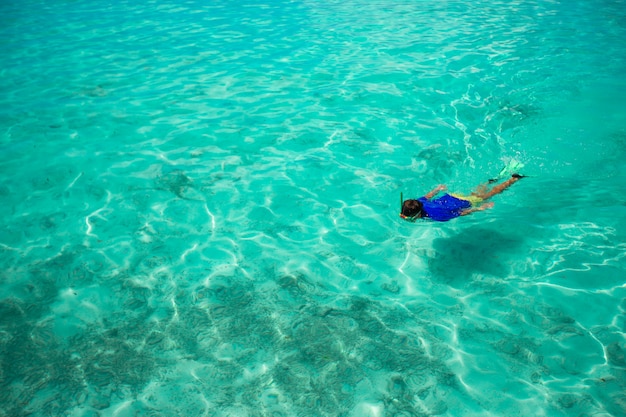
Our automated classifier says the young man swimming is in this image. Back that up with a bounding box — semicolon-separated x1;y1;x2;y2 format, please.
400;174;524;222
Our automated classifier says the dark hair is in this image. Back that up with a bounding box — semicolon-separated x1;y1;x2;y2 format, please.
401;199;423;218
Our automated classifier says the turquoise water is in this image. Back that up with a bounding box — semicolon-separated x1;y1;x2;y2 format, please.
1;0;625;415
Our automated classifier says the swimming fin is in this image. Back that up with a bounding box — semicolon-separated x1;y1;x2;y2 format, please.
489;158;525;183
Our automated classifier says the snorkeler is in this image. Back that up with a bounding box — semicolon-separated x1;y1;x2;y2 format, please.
400;174;525;222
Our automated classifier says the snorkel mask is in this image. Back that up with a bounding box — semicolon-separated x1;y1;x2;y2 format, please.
399;192;422;222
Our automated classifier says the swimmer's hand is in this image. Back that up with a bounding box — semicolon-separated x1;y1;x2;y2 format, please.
477;202;494;211
424;184;447;199
461;202;494;216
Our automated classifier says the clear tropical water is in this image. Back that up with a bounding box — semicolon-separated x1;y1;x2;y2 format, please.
1;0;625;416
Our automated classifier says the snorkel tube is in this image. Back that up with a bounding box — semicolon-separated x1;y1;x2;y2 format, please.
399;192;421;222
399;192;411;221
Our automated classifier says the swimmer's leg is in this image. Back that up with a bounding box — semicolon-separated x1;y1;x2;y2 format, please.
472;174;523;200
471;183;489;198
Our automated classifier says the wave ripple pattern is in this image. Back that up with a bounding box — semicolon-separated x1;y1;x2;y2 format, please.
1;0;625;416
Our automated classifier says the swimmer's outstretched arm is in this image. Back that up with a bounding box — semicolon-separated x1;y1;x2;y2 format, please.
460;202;494;216
424;184;447;199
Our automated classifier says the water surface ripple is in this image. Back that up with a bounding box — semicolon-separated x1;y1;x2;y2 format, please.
1;0;625;416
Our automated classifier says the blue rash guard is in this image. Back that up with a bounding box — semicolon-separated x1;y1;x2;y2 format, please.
418;194;471;222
